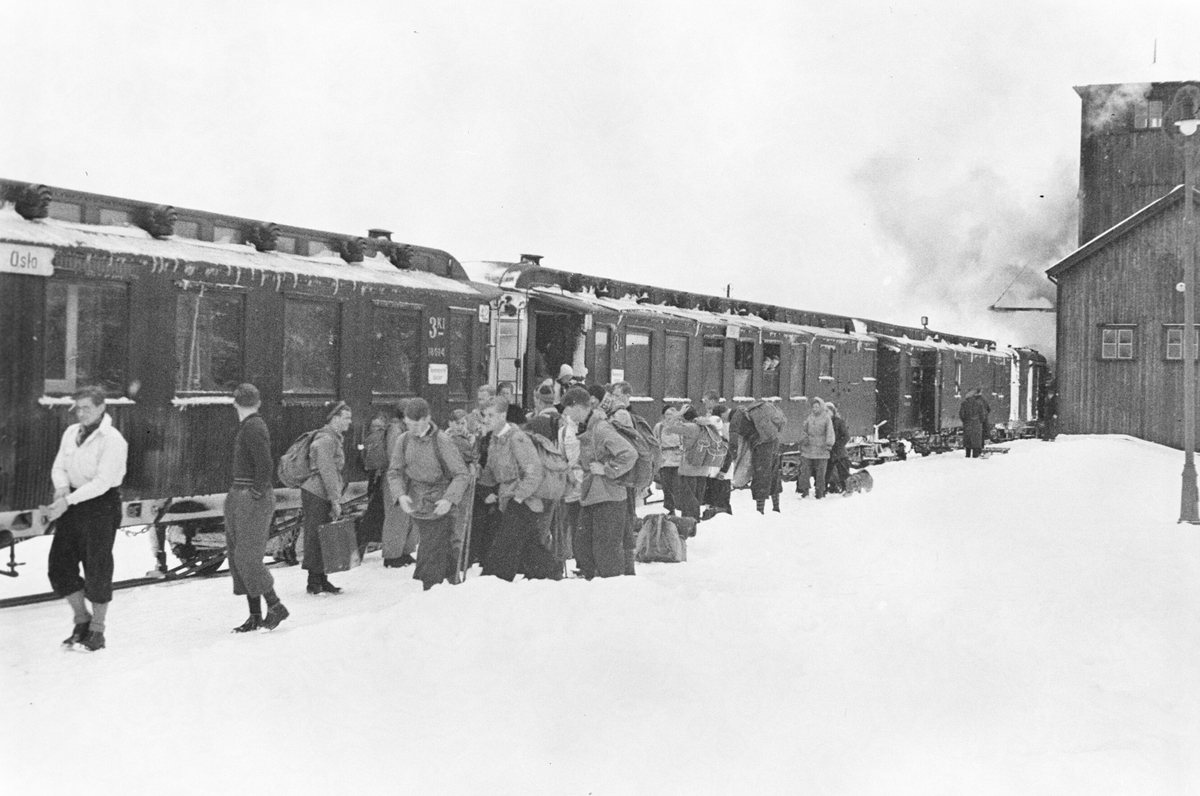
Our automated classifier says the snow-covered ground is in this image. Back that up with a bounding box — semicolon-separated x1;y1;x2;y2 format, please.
3;436;1200;796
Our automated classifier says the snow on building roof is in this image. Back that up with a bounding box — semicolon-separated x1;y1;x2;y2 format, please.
0;204;486;296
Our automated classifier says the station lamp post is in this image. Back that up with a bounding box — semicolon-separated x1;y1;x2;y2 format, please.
1166;85;1200;523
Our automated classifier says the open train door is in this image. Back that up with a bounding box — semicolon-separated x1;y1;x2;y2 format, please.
912;350;939;433
524;292;592;398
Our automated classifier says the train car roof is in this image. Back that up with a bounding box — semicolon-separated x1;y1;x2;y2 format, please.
0;204;498;300
875;333;1014;361
526;286;875;343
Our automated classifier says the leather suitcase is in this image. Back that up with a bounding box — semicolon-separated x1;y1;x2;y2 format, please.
318;518;362;574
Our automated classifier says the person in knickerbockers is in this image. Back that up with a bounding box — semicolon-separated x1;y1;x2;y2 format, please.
300;401;353;595
225;383;289;633
389;398;471;590
44;385;129;652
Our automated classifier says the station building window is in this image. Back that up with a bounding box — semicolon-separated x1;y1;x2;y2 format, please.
371;305;420;396
1165;325;1200;360
624;330;652;397
1100;326;1135;360
702;336;724;397
733;340;754;398
789;342;807;398
1134;100;1164;130
447;310;474;399
762;342;781;397
665;334;689;400
175;289;244;392
819;345;835;380
284;299;340;394
44;280;129;395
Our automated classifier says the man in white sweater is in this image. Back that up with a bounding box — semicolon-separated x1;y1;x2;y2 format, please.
43;386;128;652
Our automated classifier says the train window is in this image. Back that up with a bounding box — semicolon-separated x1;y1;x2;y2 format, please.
665;334;689;399
954;361;962;396
175;290;244;392
213;225;240;245
371;306;421;396
447;310;474;398
789;342;807;398
819;346;835;380
98;208;130;226
1165;326;1200;360
1100;326;1134;360
48;201;82;223
624;331;652;397
44;280;129;395
862;347;876;381
284;299;340;394
275;236;297;254
174;220;200;239
702;337;723;396
762;342;781;397
733;341;753;398
594;328;611;385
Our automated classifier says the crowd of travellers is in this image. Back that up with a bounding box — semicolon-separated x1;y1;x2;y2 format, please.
43;371;861;650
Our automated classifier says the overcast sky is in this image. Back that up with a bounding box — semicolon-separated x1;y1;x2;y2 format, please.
4;1;1200;354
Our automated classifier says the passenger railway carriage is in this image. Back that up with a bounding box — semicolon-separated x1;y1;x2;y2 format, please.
461;257;1039;444
0;179;1049;569
0;180;497;551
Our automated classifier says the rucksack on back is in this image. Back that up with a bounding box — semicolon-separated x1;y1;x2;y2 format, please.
635;514;684;563
684;423;729;470
528;430;570;501
612;412;661;492
747;401;786;444
278;429;320;487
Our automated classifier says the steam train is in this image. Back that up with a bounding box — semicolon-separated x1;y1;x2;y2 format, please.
0;179;1050;575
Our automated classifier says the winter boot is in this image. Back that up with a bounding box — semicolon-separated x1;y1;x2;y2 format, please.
318;577;342;595
78;630;106;651
233;616;262;633
261;602;290;630
62;622;90;647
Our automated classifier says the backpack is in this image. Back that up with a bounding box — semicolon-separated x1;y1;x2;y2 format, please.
611;411;661;492
361;422;389;472
277;429;321;488
635;514;684;563
747;401;786;444
683;423;729;470
527;429;570;501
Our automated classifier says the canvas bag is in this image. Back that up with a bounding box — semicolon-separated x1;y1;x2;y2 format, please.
613;413;661;492
528;431;570;501
683;423;729;470
277;429;320;488
635;514;684;563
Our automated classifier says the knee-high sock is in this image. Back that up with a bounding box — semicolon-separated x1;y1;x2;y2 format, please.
90;600;109;633
65;590;90;624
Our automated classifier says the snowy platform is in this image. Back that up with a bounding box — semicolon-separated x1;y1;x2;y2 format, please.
3;436;1200;795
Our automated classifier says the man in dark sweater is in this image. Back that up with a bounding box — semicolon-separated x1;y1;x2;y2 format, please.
225;384;288;632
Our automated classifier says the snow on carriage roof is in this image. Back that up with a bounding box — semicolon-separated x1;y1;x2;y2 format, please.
0;204;484;296
525;286;874;342
875;332;1011;360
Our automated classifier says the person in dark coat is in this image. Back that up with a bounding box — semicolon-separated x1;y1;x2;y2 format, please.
824;402;851;494
225;384;288;633
389;398;471;590
730;400;785;513
959;387;991;458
